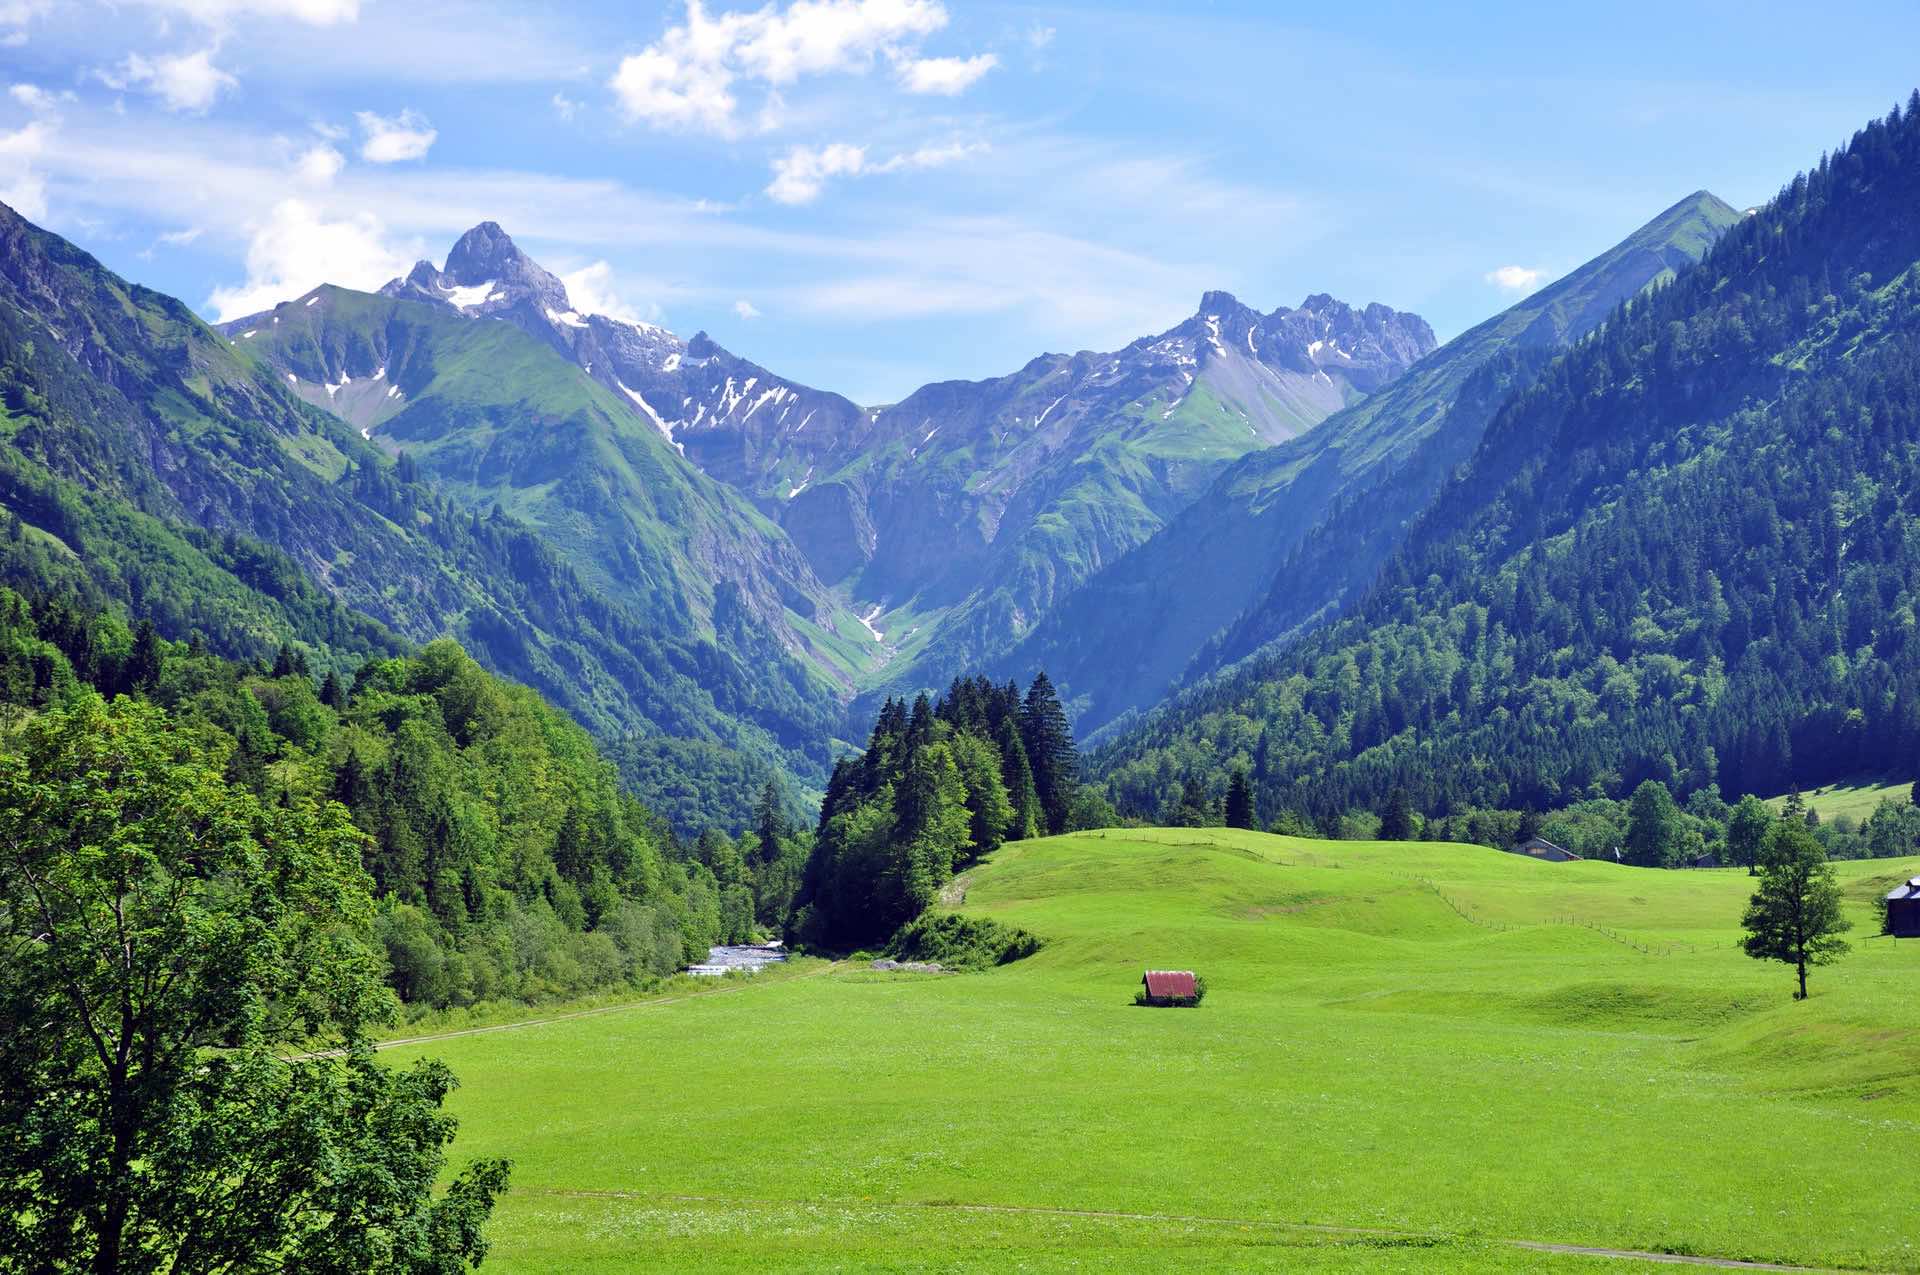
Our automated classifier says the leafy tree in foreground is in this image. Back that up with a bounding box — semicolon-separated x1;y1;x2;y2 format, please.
1740;820;1852;1000
0;694;508;1273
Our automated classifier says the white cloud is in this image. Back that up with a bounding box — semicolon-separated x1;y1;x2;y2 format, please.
0;119;51;221
293;142;344;186
158;225;204;245
733;298;760;319
872;138;985;171
560;260;652;326
765;141;867;204
8;83;72;114
765;137;982;203
106;48;239;114
1025;24;1054;50
0;0;49;44
207;197;411;320
551;92;581;122
356;109;436;163
1485;264;1543;292
126;0;359;25
896;52;995;95
610;0;969;136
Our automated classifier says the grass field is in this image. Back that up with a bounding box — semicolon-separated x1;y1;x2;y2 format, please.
387;831;1920;1273
1768;778;1914;823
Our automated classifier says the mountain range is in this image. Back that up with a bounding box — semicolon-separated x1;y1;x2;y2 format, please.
14;100;1899;841
227;222;1437;716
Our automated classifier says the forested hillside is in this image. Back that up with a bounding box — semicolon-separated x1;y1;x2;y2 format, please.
792;674;1084;949
0;583;810;1010
1011;192;1741;738
1097;97;1920;828
0;203;843;824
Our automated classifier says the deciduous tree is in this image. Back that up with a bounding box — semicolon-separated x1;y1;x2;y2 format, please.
0;693;508;1273
1741;819;1851;999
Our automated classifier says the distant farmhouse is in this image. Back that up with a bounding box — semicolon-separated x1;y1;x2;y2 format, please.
1511;836;1580;863
1685;850;1720;869
1888;878;1920;938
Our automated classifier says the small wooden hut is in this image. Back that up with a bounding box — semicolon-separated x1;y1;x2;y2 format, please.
1140;970;1199;1007
1887;877;1920;939
1511;836;1579;863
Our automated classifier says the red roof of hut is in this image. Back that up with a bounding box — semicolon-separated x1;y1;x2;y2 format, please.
1142;970;1197;999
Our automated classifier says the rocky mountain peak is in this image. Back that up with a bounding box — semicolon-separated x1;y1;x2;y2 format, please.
378;223;570;317
1196;289;1252;318
444;221;525;280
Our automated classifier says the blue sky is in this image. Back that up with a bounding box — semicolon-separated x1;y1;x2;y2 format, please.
4;0;1918;404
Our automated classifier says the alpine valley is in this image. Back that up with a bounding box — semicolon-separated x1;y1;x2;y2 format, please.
7;6;1920;1271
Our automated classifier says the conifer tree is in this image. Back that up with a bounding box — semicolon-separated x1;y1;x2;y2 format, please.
994;715;1041;840
753;777;788;866
1224;768;1255;830
1021;672;1077;836
1378;787;1415;840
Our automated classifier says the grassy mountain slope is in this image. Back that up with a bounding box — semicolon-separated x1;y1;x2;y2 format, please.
228;284;867;678
1012;192;1742;740
0;202;844;822
400;828;1918;1272
1095;100;1920;823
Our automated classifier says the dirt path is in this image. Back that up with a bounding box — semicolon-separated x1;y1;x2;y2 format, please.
527;1188;1864;1273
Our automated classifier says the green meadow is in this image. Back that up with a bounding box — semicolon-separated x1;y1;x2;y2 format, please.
388;831;1920;1273
1769;779;1916;824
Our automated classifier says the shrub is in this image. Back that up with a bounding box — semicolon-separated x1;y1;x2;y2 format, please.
885;912;1042;971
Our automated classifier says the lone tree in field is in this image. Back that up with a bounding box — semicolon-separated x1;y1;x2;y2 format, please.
1223;769;1254;830
0;694;509;1273
1740;819;1852;1000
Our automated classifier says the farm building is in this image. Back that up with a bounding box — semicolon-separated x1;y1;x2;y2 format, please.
1888;878;1920;938
1140;970;1200;1007
1511;836;1580;863
1685;850;1720;869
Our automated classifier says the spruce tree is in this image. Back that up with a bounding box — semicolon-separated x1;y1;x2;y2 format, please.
753;778;788;866
1020;672;1077;836
1224;769;1254;830
124;619;164;692
1378;787;1415;840
993;715;1041;840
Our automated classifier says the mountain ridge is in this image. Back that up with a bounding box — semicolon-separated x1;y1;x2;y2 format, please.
1006;189;1743;741
1091;104;1920;824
